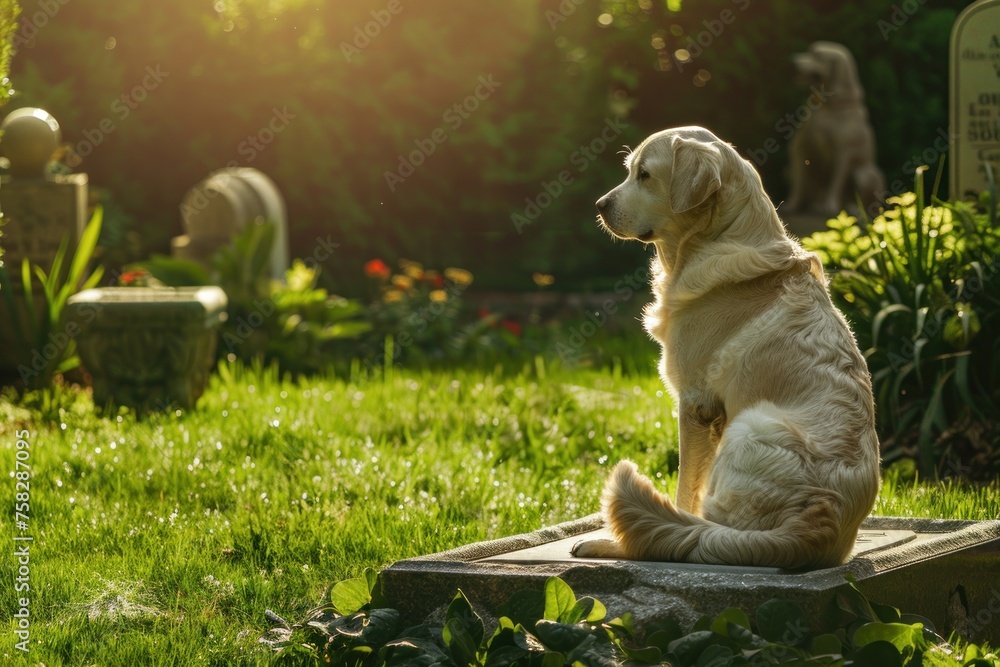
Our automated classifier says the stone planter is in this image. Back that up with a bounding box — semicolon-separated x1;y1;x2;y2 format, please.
65;287;227;411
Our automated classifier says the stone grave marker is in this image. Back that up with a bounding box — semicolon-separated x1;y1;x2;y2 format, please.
950;0;1000;199
173;167;289;279
0;107;88;373
0;107;88;288
382;515;1000;643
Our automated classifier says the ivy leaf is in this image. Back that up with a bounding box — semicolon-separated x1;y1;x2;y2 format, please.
666;630;717;665
643;617;684;651
809;632;843;657
533;619;592;653
484;644;528;667
442;617;480;666
380;637;451;666
542;577;577;622
330;570;375;615
445;590;485;648
756;598;811;646
835;581;879;623
604;613;635;639
565;633;618;667
850;639;904;667
711;607;751;636
563;596;606;625
853;621;928;654
498;588;544;629
359;608;400;647
616;642;661;664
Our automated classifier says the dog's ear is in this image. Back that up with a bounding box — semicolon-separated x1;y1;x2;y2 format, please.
669;136;722;213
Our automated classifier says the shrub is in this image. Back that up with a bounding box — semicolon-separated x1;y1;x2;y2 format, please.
802;173;1000;478
137;221;370;376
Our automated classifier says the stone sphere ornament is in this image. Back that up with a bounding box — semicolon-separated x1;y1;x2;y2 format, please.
0;107;62;178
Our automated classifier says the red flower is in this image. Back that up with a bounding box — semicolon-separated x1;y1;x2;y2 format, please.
120;269;146;286
364;258;391;280
501;320;522;337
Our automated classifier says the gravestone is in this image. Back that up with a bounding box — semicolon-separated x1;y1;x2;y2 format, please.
382;515;1000;644
173;167;289;279
950;0;1000;199
0;108;88;373
0;108;88;288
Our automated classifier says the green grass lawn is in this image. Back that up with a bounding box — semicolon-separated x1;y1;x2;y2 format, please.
2;359;999;665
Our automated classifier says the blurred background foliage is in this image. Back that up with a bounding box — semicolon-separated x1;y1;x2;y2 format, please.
7;0;974;293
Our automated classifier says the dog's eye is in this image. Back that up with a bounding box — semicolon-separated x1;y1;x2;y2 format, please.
638;169;650;181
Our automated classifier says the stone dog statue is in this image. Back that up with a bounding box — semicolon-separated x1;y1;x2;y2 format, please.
783;41;885;218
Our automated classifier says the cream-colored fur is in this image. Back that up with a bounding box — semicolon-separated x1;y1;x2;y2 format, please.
574;126;881;569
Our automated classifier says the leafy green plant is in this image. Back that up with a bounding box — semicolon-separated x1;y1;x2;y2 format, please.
135;221;369;375
802;173;1000;478
267;572;646;666
0;206;104;389
267;572;999;666
359;259;475;368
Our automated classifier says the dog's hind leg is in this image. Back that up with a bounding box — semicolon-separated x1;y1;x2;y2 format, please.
676;398;724;516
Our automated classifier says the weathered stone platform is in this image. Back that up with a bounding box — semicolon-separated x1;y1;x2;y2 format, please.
381;515;1000;643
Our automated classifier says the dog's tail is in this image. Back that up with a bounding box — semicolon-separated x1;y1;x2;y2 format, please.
601;461;846;569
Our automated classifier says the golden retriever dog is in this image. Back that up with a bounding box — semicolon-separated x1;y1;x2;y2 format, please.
572;126;881;569
784;41;885;217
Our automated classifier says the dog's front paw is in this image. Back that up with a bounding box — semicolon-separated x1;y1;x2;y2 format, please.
571;538;625;559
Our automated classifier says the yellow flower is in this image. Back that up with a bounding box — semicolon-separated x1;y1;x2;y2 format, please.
532;272;555;287
429;289;448;302
383;289;404;303
399;259;424;280
391;274;414;290
444;267;473;286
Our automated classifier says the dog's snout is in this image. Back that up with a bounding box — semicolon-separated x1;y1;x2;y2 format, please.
596;196;612;213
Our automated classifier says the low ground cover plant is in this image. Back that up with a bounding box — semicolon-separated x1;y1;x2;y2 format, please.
802;178;1000;478
266;572;998;666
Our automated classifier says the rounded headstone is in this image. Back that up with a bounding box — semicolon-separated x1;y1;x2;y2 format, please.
0;107;61;179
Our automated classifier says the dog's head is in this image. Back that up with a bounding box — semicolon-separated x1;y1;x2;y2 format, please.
596;126;725;243
792;41;861;103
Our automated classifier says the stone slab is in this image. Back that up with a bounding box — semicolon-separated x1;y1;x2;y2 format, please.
381;515;1000;643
